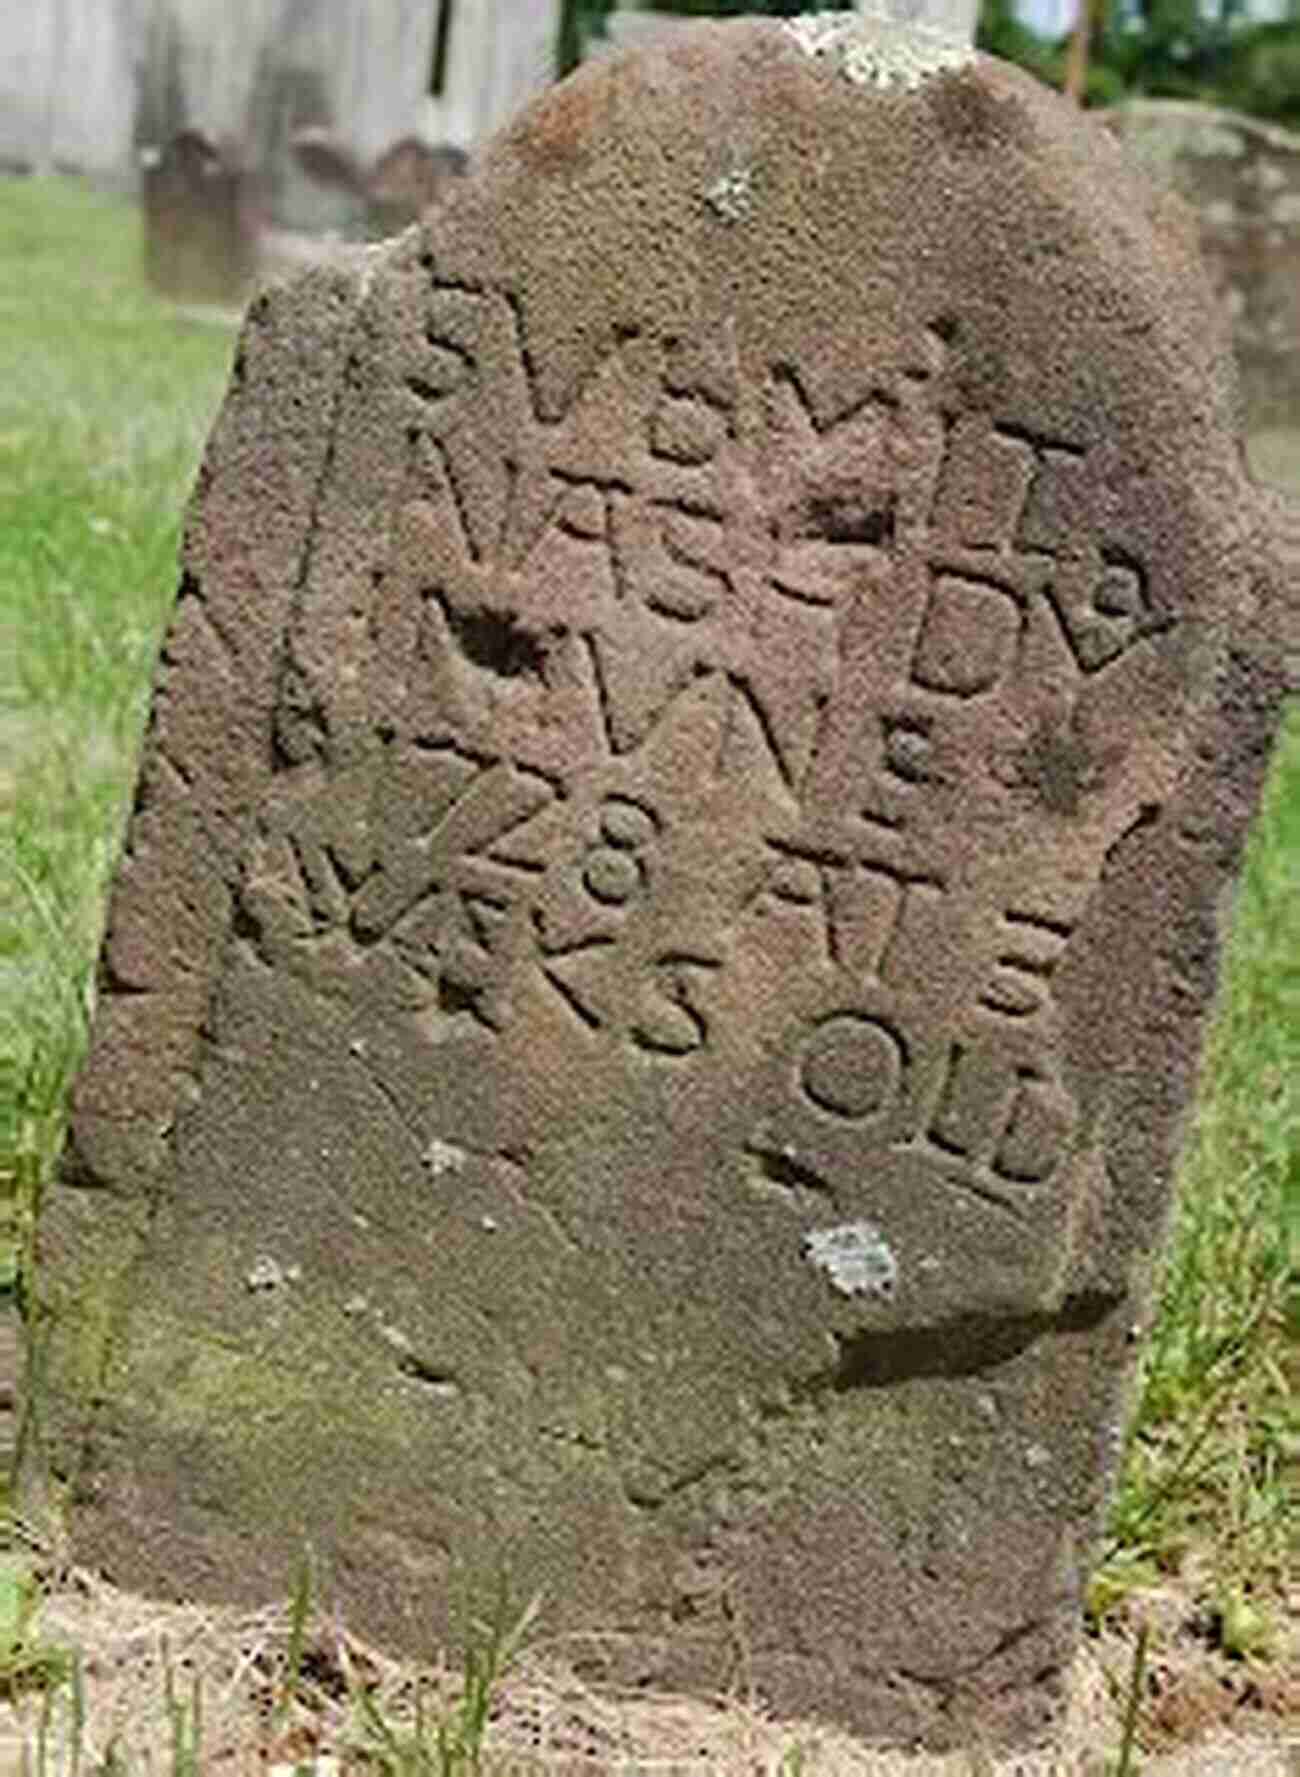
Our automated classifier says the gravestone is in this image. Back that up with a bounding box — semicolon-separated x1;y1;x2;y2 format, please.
292;129;469;240
366;137;468;237
140;128;259;306
1105;100;1300;437
33;16;1294;1752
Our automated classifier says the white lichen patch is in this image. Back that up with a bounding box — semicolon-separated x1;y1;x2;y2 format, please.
784;10;974;92
244;1255;301;1293
785;14;850;58
803;1222;899;1298
705;166;754;224
422;1136;467;1177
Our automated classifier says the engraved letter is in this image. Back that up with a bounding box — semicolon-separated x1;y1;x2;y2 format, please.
979;910;1072;1021
910;571;1023;699
798;1013;907;1122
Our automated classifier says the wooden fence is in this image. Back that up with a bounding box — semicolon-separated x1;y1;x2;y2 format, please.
0;0;558;226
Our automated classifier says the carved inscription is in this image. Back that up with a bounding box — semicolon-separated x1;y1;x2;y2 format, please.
750;840;946;983
245;284;1187;1229
979;911;1072;1021
799;1014;907;1121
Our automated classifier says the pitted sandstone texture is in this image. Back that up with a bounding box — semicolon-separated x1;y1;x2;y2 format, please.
34;20;1293;1753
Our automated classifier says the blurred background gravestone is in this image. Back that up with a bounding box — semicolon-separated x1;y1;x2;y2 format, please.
139;129;260;308
290;131;469;244
0;0;557;303
1105;101;1300;460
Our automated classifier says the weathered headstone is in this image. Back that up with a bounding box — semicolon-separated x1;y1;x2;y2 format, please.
1105;99;1300;437
140;128;259;307
291;129;469;240
33;17;1295;1753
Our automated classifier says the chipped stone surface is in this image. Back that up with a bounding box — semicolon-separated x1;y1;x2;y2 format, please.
31;21;1295;1756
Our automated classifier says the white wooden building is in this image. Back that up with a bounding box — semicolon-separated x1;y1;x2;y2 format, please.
0;0;559;214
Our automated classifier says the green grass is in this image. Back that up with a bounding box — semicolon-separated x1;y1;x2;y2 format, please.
0;176;235;1198
0;173;1296;1763
1092;712;1300;1629
0;1548;544;1776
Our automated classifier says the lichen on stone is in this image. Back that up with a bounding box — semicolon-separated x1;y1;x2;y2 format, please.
423;1136;467;1177
705;166;754;224
803;1221;899;1298
783;9;974;93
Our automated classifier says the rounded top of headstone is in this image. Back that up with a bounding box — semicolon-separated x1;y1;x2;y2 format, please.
417;14;1239;460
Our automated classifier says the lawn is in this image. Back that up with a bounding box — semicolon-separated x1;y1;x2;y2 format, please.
0;176;237;1187
0;174;1295;1772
